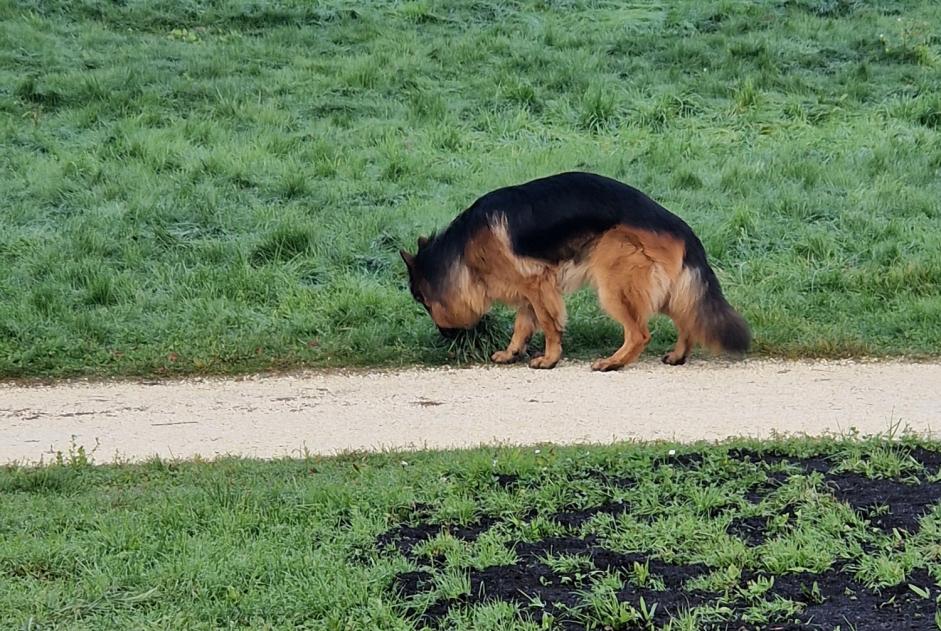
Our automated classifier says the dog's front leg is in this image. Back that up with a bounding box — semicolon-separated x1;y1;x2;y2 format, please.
527;284;566;369
491;305;536;364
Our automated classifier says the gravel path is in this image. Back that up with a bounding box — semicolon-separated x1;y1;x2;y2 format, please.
2;359;939;465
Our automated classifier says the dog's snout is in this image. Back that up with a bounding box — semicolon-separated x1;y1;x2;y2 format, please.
437;326;461;339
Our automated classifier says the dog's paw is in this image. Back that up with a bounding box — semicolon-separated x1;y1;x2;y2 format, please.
661;352;687;366
591;358;623;372
491;350;520;364
528;356;558;370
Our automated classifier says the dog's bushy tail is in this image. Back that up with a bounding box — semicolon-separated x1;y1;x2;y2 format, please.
669;252;750;354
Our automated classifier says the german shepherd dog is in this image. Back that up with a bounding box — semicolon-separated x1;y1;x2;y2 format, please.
400;172;750;371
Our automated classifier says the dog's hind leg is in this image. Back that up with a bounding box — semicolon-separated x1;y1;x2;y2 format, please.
492;305;536;364
661;271;700;365
591;284;652;372
662;321;693;365
588;229;669;372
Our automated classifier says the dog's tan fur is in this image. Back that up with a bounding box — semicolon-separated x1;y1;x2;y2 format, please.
423;219;703;371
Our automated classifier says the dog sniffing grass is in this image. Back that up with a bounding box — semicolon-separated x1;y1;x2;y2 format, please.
401;172;749;371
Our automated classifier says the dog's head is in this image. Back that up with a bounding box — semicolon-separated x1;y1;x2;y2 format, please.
400;236;487;337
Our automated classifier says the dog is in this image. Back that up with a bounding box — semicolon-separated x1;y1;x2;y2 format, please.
400;171;750;371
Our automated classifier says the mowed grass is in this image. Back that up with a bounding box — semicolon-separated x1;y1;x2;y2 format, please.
2;437;941;629
1;0;940;377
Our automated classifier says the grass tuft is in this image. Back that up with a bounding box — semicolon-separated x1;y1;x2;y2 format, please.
442;315;508;364
250;224;314;266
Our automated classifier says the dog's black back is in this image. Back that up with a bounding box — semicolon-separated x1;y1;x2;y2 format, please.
416;171;710;284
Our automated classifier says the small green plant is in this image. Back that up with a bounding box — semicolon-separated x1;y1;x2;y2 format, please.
908;583;930;599
53;437;98;468
541;553;594;585
739;575;775;603
578;85;618;133
804;580;825;604
579;590;657;630
733;78;760;112
631;560;651;588
167;27;200;42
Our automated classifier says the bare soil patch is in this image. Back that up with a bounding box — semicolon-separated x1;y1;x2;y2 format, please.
379;447;941;629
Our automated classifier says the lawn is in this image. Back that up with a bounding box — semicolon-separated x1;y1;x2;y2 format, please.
1;0;940;378
2;437;940;629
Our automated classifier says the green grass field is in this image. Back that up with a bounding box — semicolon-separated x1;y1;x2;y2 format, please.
3;437;941;629
2;0;940;377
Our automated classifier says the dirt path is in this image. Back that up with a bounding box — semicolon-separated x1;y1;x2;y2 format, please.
2;359;939;465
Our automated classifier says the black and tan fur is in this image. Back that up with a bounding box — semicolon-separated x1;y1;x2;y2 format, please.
400;172;750;371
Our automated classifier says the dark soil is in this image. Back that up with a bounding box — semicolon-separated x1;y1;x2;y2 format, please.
398;536;940;629
377;516;499;556
825;472;941;532
493;473;519;489
550;500;631;527
727;515;770;545
393;569;434;596
378;449;941;629
727;448;793;466
744;470;790;504
412;537;714;627
513;535;601;559
733;567;939;630
728;448;832;474
906;446;941;472
728;504;800;545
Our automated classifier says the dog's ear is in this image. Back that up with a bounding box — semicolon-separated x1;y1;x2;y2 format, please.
399;250;416;271
417;235;429;249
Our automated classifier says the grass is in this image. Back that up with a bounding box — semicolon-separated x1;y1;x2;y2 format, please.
2;436;941;629
1;0;940;378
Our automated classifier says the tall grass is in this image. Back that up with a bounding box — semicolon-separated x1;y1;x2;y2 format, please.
1;0;939;377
